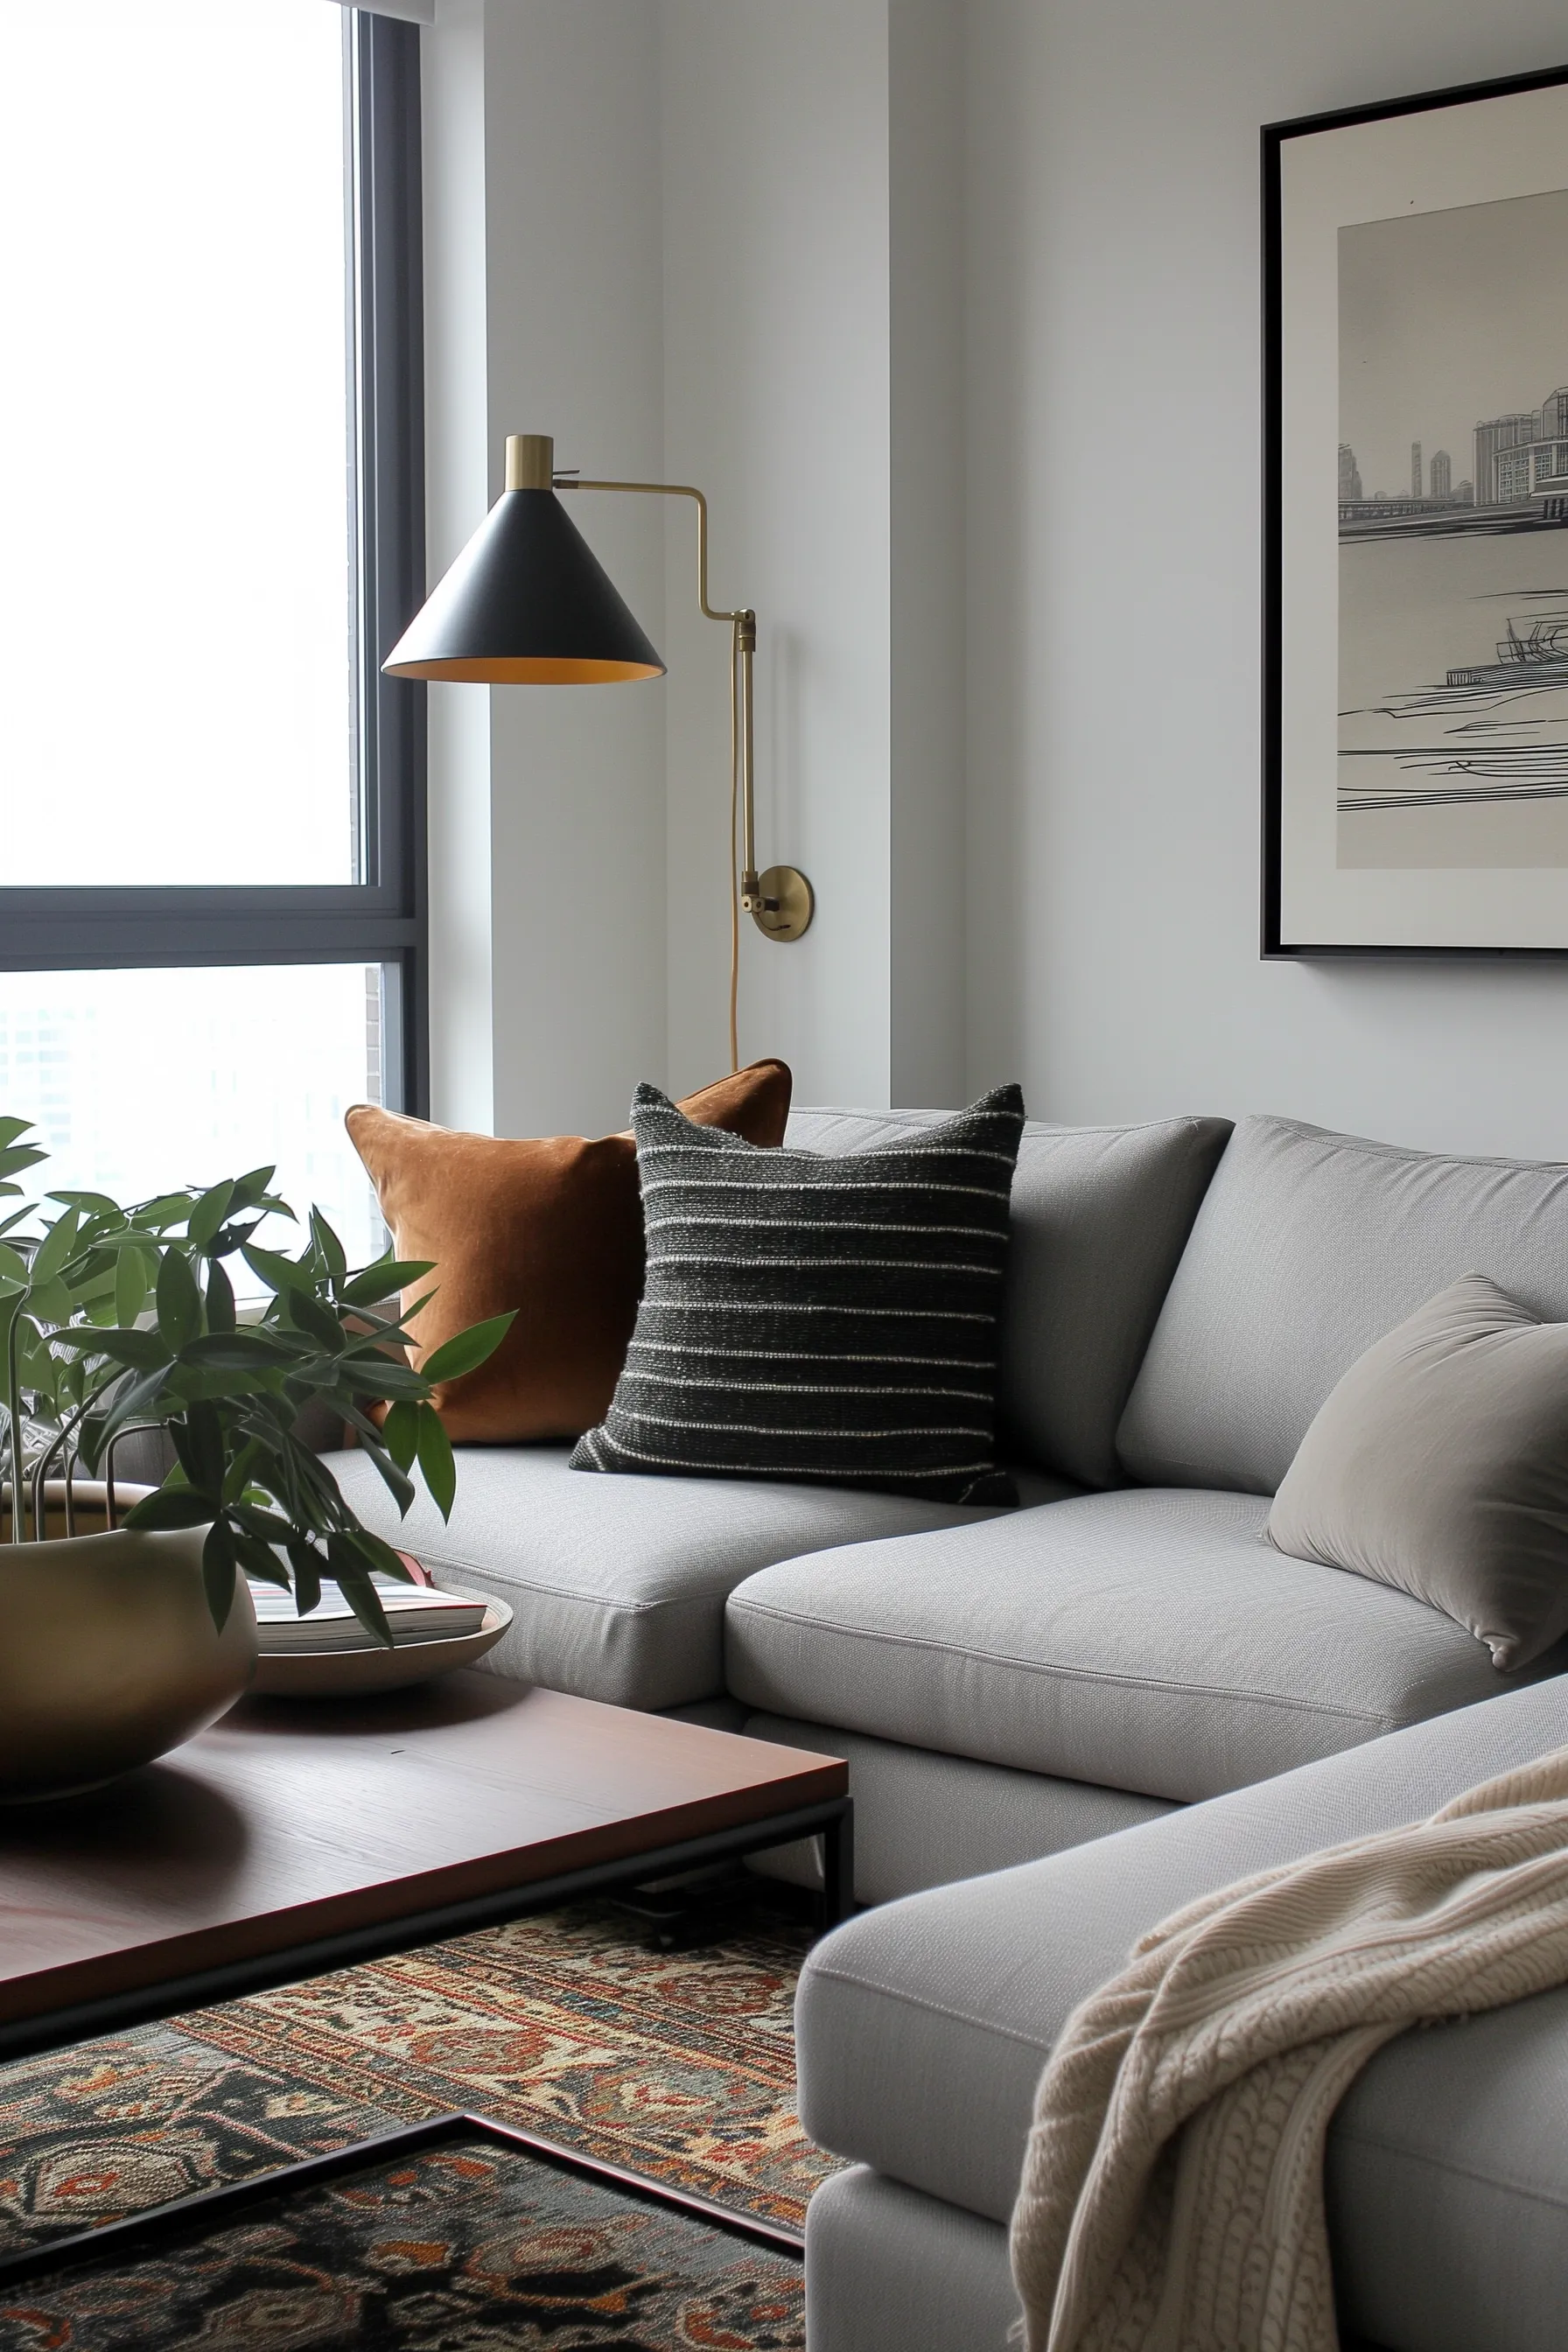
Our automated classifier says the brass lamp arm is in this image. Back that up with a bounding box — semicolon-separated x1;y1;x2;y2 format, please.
554;475;761;895
556;477;738;626
548;470;810;1062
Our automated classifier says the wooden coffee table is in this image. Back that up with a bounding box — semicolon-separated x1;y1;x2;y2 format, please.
0;1674;851;2067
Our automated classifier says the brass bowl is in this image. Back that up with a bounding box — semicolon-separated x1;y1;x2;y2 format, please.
0;1484;258;1802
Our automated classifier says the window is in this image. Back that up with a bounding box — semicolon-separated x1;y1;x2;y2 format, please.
0;3;425;1255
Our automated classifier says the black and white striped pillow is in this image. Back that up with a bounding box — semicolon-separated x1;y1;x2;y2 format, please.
568;1082;1025;1504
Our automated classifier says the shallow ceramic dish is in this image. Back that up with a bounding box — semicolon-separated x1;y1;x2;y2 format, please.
249;1596;511;1697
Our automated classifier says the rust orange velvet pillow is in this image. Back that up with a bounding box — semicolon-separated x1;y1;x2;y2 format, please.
345;1060;792;1443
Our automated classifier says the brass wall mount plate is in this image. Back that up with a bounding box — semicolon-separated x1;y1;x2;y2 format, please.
752;865;814;942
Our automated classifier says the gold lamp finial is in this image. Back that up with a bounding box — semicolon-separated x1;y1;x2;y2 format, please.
505;434;555;492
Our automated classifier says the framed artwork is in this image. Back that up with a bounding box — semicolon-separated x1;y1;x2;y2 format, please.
1264;63;1568;955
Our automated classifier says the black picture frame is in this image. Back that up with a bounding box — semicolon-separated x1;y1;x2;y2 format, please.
1263;60;1568;960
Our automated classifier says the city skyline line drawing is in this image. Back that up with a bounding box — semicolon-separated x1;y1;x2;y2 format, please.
1337;186;1568;867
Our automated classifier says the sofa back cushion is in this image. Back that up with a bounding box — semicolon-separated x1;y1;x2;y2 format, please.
1117;1115;1568;1494
785;1109;1231;1487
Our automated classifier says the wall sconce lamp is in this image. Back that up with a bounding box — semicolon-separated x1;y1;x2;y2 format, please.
383;432;813;1074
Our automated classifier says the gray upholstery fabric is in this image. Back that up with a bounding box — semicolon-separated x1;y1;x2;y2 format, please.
1269;1271;1568;1670
1326;1981;1568;2352
1118;1113;1568;1494
323;1445;1012;1709
804;2168;1021;2352
737;1715;1173;1903
787;1107;1231;1487
794;1675;1568;2234
727;1488;1547;1802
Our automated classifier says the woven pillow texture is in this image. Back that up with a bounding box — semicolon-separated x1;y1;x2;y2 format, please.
570;1081;1026;1503
345;1060;791;1443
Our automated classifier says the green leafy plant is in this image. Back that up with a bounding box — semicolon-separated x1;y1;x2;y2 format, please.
0;1120;511;1643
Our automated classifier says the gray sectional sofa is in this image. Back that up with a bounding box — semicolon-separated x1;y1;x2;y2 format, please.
327;1105;1568;1899
324;1103;1568;2347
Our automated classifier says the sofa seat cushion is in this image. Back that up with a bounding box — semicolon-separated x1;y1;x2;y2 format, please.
786;1108;1231;1488
799;1674;1568;2238
726;1488;1555;1802
324;1445;1027;1710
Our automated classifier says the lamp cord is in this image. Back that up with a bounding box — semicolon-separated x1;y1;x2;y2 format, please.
728;617;741;1074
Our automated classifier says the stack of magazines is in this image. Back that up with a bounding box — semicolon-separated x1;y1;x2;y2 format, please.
248;1577;489;1654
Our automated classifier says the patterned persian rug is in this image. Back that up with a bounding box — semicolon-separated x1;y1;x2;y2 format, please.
0;1895;833;2349
0;2128;804;2351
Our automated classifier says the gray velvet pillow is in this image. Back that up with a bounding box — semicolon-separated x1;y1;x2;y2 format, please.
1267;1271;1568;1669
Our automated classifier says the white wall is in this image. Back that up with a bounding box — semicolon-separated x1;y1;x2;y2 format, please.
658;0;971;1107
422;0;667;1140
421;0;493;1132
964;0;1568;1158
890;0;967;1107
426;0;959;1126
660;0;896;1105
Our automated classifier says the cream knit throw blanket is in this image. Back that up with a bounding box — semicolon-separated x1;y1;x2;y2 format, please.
1010;1744;1568;2352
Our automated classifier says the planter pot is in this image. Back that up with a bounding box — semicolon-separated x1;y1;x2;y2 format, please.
0;1484;258;1802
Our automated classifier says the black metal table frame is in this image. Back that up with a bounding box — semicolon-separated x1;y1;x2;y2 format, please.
0;2108;804;2294
0;1792;853;2070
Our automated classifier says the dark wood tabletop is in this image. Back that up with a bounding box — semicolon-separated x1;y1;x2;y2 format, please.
0;1675;847;2049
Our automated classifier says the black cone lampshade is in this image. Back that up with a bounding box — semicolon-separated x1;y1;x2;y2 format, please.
383;444;663;684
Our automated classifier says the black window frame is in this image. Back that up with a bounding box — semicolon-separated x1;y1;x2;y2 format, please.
0;10;429;1116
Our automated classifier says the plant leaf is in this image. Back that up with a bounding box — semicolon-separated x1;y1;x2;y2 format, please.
287;1539;325;1615
326;1534;393;1646
156;1247;203;1349
338;1357;428;1399
338;1256;433;1308
205;1256;236;1335
23;1277;71;1327
166;1363;284;1404
228;1164;279;1214
29;1204;80;1286
415;1401;456;1520
136;1191;200;1231
203;1517;237;1629
50;1324;172;1368
382;1396;419;1473
181;1330;290;1371
280;1284;344;1351
122;1488;214;1531
173;1398;225;1498
338;1523;416;1585
419;1312;516;1388
358;1435;416;1517
309;1208;347;1285
232;1530;289;1587
233;1501;300;1546
238;1242;297;1293
187;1180;235;1253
